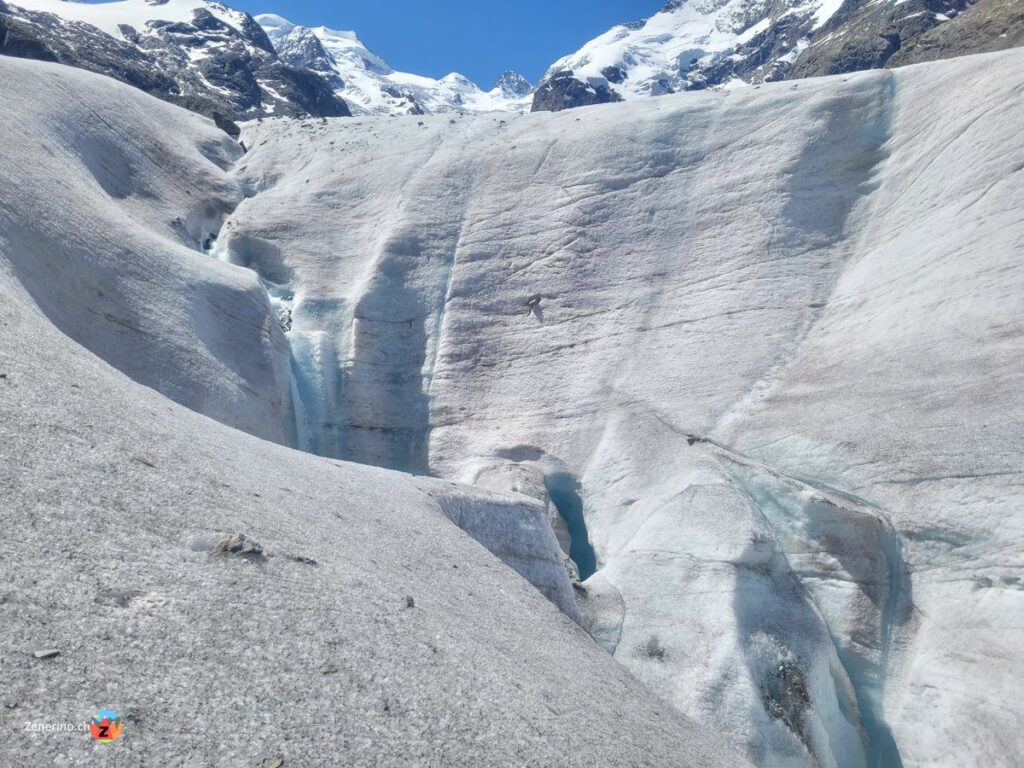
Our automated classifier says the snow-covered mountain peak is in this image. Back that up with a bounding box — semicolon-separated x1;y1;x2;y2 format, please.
531;0;990;110
494;69;532;97
255;14;340;81
257;13;530;115
539;0;835;100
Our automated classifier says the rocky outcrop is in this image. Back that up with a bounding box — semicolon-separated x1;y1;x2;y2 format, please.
789;0;969;78
530;70;622;112
266;21;344;89
0;0;349;128
687;12;817;88
887;0;1024;66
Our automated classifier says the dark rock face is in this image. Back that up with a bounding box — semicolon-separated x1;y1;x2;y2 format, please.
0;12;55;60
689;12;815;89
236;12;276;55
761;661;813;742
493;70;532;97
0;4;181;95
531;70;623;113
887;0;1024;66
270;23;343;89
600;65;627;84
263;62;351;118
380;84;426;115
789;0;970;78
0;0;349;128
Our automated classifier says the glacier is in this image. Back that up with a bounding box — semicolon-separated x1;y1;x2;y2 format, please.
0;34;1022;768
0;55;745;766
210;49;1021;767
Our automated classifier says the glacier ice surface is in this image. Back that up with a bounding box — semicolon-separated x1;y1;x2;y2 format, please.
1;41;1023;767
214;48;1024;767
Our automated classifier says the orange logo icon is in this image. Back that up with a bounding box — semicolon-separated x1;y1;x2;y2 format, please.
90;710;124;743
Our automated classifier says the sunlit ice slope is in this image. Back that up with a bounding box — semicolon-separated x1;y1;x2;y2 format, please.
0;57;751;767
226;49;1024;767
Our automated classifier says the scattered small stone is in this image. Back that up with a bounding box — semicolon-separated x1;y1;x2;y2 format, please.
260;757;285;768
131;454;156;468
277;306;293;332
405;596;415;609
0;373;7;379
4;699;19;709
213;533;264;560
571;581;588;594
319;662;339;676
94;588;142;608
94;593;143;610
638;635;666;662
33;649;60;660
762;660;811;734
288;555;318;567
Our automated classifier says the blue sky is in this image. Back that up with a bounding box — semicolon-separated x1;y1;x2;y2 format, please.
238;1;663;87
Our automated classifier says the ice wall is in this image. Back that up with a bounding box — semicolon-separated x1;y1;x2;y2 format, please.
0;56;296;446
0;57;582;626
225;50;1024;767
0;221;745;767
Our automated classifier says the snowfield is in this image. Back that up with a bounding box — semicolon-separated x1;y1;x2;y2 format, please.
1;38;1022;768
0;56;744;766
